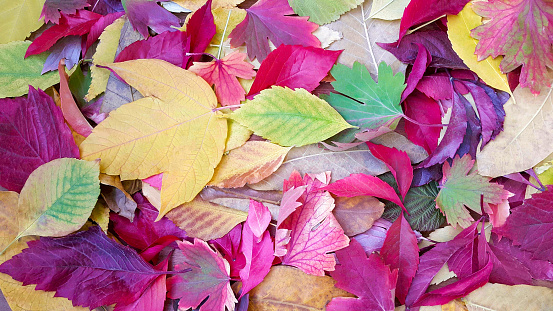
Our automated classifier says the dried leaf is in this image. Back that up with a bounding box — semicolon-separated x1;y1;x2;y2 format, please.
463;283;553;311
333;196;385;236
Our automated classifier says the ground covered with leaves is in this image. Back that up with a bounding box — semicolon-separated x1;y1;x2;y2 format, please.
1;0;553;310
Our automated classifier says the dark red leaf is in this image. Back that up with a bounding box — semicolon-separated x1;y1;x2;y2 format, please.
403;90;441;155
367;142;414;200
401;43;431;101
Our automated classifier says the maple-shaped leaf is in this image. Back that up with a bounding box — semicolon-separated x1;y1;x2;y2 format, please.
471;0;553;94
275;171;350;276
122;0;181;38
228;0;320;62
167;239;237;311
247;44;341;97
41;0;90;24
495;186;553;262
189;51;255;107
0;226;163;309
327;239;398;311
322;62;406;141
0;86;79;192
436;154;511;228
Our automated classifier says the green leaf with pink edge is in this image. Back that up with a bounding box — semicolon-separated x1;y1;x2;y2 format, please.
436;154;511;228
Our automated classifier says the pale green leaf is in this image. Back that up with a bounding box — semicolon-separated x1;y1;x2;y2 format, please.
369;0;410;20
288;0;364;25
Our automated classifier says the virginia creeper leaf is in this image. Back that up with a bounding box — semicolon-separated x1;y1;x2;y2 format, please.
288;0;363;25
41;0;89;23
122;0;180;38
228;0;320;62
230;86;353;147
167;239;237;311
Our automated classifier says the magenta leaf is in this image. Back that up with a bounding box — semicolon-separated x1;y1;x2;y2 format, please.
167;239;237;311
229;0;320;62
495;186;553;262
183;0;215;67
247;44;341;97
276;171;349;276
401;43;431;101
380;212;419;304
239;226;274;297
403;90;441;155
327;239;397;311
211;224;246;279
323;173;405;211
0;226;163;309
123;0;181;38
41;0;89;24
0;86;79;192
245;199;271;239
367;142;414;200
115;30;190;67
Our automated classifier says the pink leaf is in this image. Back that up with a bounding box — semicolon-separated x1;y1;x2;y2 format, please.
229;0;320;62
247;45;340;97
58;60;93;137
167;239;237;311
41;0;90;24
327;239;397;311
380;212;419;304
245;199;271;239
0;86;79;192
367;142;413;201
323;173;405;211
353;219;393;255
85;12;126;54
123;0;181;38
239;226;274;297
276;171;349;276
189;51;256;106
211;224;246;279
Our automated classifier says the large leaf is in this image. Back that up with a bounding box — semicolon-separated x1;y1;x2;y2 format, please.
477;86;553;177
230;86;353;147
464;283;553;311
0;41;59;98
471;0;553;94
0;226;162;309
80;59;227;218
167;239;237;311
0;0;45;44
288;0;363;25
0;86;79;192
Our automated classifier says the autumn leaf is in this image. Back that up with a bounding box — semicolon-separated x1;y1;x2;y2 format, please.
333;196;385;236
189;51;255;107
288;0;362;25
122;0;180;38
228;0;320;62
80;59;227;218
114;30;190;67
369;0;411;20
167;239;237;311
41;0;89;24
367;142;413;200
464;283;553;311
230;86;354;147
0;0;45;44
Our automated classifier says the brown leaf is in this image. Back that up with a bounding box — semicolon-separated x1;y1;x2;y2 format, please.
248;265;353;311
200;186;282;220
463;283;553;311
442;299;468;311
99;174;137;221
333;196;385;236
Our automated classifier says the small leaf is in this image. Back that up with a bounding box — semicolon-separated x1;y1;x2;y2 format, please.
367;142;413;200
122;0;180;38
230;86;353;147
333;196;385;236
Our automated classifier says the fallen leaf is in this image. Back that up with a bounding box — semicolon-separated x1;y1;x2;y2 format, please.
369;0;410;20
42;36;81;74
183;0;216;67
247;265;353;311
0;41;59;98
0;86;79;192
174;0;241;11
115;259;168;311
199;186;282;219
463;283;553;311
122;0;181;38
167;239;237;311
403;90;442;154
477;86;553;177
88;202;110;233
447;3;510;94
209;141;291;188
367;142;413;200
59;60;94;137
224;119;252;152
41;0;89;24
327;239;398;311
228;0;320;62
333;196;385;236
99;174;137;220
80;59;227;218
85;11;126;54
0;0;45;44
230;86;353;147
288;0;363;25
205;8;247;58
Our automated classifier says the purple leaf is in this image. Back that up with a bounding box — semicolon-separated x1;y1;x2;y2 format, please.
401;43;431;102
353;219;392;255
88;0;124;15
42;35;82;74
211;224;246;279
0;86;79;192
123;0;181;38
41;0;89;24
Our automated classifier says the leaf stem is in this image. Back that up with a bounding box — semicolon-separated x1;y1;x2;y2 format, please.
407;15;447;35
212;104;243;112
217;9;233;59
402;114;447;127
186;52;217;60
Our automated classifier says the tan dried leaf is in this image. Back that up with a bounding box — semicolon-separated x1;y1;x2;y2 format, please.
333;196;384;236
463;283;553;311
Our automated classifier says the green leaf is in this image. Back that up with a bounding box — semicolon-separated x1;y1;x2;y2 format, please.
288;0;364;25
323;62;405;140
10;158;100;246
381;174;445;232
436;155;510;228
0;41;59;98
230;86;354;147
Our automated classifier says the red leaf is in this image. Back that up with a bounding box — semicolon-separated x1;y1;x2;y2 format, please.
323;173;406;211
41;0;90;24
26;10;102;58
275;171;349;276
0;86;79;192
123;0;180;38
471;0;553;94
403;90;441;155
367;142;413;200
398;0;470;40
380;212;419;304
247;45;340;97
327;239;398;311
183;0;216;67
495;186;553;262
401;43;432;101
189;51;255;106
0;226;162;309
167;239;237;311
58;60;93;137
229;0;320;62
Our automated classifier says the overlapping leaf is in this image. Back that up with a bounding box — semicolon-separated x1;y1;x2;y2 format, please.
0;0;45;44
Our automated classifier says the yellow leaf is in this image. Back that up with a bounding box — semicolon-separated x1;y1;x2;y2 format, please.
209;141;291;188
0;191;85;311
88;201;110;233
463;283;553;311
0;0;45;44
442;299;468;311
85;16;125;101
205;8;247;59
80;59;227;218
225;119;252;152
447;3;511;94
174;0;241;11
